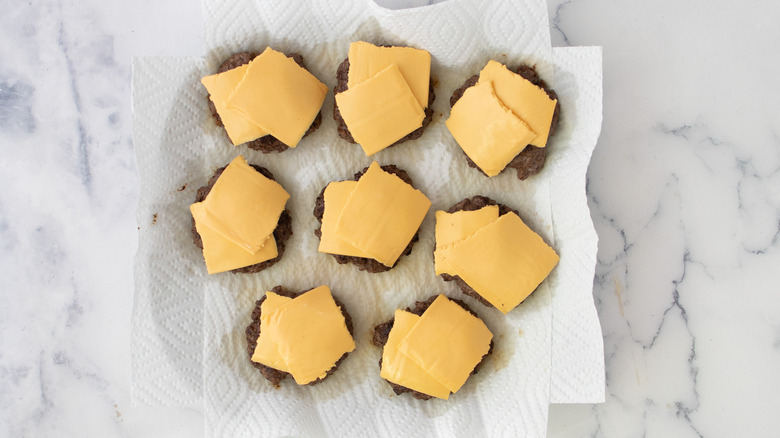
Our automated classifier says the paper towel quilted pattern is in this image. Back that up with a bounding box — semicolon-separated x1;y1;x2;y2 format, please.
546;47;605;404
131;56;209;407
130;0;605;435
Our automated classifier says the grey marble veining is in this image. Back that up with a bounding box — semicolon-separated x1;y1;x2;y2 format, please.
1;0;779;436
0;1;201;436
547;1;780;437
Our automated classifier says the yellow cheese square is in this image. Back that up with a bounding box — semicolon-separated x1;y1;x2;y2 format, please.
333;162;431;267
201;64;268;145
347;41;431;108
433;206;499;275
193;220;277;275
445;80;537;177
335;64;425;156
263;285;355;385
251;292;292;373
380;310;451;400
317;181;371;258
398;295;493;393
226;47;328;148
190;156;289;254
478;60;557;147
439;212;559;314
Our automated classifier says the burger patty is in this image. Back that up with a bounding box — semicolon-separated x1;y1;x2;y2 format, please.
372;294;494;400
245;285;355;387
313;164;420;273
449;64;560;180
207;51;322;153
435;196;520;307
332;55;435;147
191;164;292;274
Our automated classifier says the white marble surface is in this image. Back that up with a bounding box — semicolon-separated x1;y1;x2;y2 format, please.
1;0;779;436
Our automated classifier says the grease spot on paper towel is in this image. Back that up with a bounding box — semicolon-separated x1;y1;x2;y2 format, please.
490;335;516;373
486;315;516;373
490;349;510;372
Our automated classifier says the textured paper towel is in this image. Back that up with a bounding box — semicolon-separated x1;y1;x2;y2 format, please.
199;0;555;435
546;47;605;404
130;0;604;432
131;56;208;408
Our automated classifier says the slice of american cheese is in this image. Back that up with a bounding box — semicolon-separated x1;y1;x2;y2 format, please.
433;205;499;275
193;220;278;275
380;309;451;400
201;64;268;145
445;80;537;177
333;162;431;267
251;292;292;373
317;181;371;258
397;295;493;393
438;212;559;314
346;41;431;108
477;60;557;148
190;155;289;254
260;285;355;385
335;63;425;156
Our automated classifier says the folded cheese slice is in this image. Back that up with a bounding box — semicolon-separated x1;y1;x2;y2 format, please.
477;60;557;148
445;81;536;177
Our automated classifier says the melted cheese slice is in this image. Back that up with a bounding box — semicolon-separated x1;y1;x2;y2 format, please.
380;310;451;400
194;220;278;275
317;181;370;258
446;80;537;177
251;292;292;372
478;60;557;147
398;295;493;393
335;63;425;156
262;285;355;385
438;212;559;314
433;205;499;275
189;155;290;254
347;41;431;108
333;162;431;267
226;47;328;148
201;64;268;145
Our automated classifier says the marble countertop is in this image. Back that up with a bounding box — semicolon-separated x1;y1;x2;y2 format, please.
2;0;778;436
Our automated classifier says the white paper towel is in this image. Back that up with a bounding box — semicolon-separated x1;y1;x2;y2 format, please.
546;46;605;404
131;56;208;408
130;0;604;434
